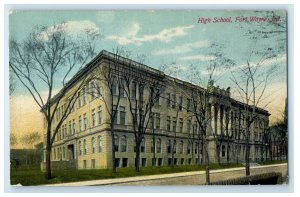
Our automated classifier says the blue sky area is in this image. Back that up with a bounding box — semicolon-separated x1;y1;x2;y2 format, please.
9;10;287;125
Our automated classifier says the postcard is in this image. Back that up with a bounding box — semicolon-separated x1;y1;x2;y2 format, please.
8;9;288;187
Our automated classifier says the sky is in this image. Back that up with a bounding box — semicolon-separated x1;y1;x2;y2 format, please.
9;10;287;148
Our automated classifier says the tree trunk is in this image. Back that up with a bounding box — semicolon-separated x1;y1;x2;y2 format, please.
204;138;210;184
245;142;250;176
152;130;156;166
45;145;52;179
135;145;140;172
45;126;52;179
111;123;116;173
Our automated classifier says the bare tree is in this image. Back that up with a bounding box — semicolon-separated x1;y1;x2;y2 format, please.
89;48;128;173
122;60;165;172
9;23;98;179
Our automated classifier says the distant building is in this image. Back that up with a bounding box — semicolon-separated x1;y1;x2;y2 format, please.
41;50;270;170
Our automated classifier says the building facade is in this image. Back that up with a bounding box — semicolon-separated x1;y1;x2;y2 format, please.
41;50;270;170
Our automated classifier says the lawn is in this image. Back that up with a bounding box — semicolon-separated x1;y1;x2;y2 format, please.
11;163;243;186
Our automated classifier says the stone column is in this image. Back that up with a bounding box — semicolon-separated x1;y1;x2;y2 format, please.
222;107;226;135
228;109;232;136
210;105;215;136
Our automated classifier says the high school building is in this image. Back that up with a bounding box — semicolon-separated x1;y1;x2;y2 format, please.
41;50;270;170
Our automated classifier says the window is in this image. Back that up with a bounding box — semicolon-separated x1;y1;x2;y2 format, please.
180;140;184;154
83;86;87;105
91;80;98;100
114;135;119;152
72;120;76;134
83;160;87;169
140;138;145;153
168;158;172;166
173;140;177;153
141;158;147;167
92;137;96;153
172;94;176;108
156;113;160;129
181;158;184;165
119;78;125;97
167;139;171;154
172;117;177;132
98;135;103;152
187;141;191;154
91;159;96;168
68;121;72;135
83;113;88;130
187;99;191;112
122;158;128;167
195;142;198;154
167;116;171;131
131;82;137;99
121;135;127;152
158;158;163;166
113;105;118;125
155;95;160;107
174;158;178;165
92;109;96;127
222;145;226;157
150;113;154;129
156;138;161;153
179;96;183;110
167;93;171;107
78;91;82;107
139;84;144;101
79;116;82;132
179;118;183;132
98;106;102;125
187;119;191;133
83;139;88;155
120;106;126;126
112;76;117;95
79;141;82;155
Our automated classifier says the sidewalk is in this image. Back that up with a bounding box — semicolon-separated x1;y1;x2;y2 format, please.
43;163;287;186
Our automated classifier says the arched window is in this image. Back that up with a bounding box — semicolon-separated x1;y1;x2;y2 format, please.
167;139;171;153
222;145;226;157
92;137;96;153
83;139;87;155
156;138;161;153
98;135;103;152
180;140;184;154
114;135;119;152
121;135;127;152
140;138;145;152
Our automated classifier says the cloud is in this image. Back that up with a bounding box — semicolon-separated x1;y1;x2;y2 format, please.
153;40;209;56
179;54;216;61
37;20;100;40
107;23;194;46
